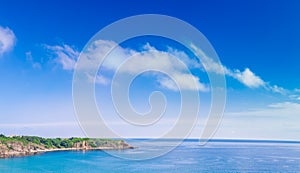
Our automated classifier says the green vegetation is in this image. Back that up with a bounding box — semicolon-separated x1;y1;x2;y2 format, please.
0;134;125;149
0;134;133;158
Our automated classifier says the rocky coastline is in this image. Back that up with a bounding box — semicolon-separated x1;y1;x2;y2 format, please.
0;135;134;158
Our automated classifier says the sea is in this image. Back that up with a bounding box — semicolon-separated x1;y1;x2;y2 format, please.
0;139;299;172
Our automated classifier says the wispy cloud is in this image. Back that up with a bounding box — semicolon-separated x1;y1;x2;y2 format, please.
48;40;208;91
25;51;42;69
229;68;265;88
289;89;300;101
157;73;207;91
190;44;265;88
189;43;299;98
294;88;300;93
227;101;300;118
289;94;300;101
268;85;288;95
0;25;16;57
218;101;300;140
86;72;110;85
46;44;79;70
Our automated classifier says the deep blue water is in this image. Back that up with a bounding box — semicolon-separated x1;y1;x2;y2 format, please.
0;139;300;172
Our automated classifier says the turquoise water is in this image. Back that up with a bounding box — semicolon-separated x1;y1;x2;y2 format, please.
0;139;300;172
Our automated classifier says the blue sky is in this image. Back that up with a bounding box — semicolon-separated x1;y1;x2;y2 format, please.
0;0;300;140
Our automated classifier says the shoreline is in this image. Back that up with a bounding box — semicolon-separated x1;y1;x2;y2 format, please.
0;135;135;159
0;146;135;159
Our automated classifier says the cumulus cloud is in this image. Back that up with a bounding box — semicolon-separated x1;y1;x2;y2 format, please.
0;26;16;57
99;41;207;91
51;40;208;91
46;44;79;70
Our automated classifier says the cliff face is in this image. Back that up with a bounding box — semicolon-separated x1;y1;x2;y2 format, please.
0;136;134;158
0;141;46;158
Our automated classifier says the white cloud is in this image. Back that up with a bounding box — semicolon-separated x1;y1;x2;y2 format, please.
82;40;134;71
227;101;300;119
218;101;300;140
269;85;287;95
261;102;300;118
158;73;208;91
76;40;208;91
289;94;300;101
190;43;294;92
190;43;265;88
46;44;79;70
86;72;110;85
268;102;300;109
46;41;207;91
190;43;300;102
47;40;295;95
230;68;265;88
190;44;227;74
166;46;201;69
0;26;16;57
26;51;42;69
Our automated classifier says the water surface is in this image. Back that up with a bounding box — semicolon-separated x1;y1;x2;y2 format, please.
0;139;299;172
